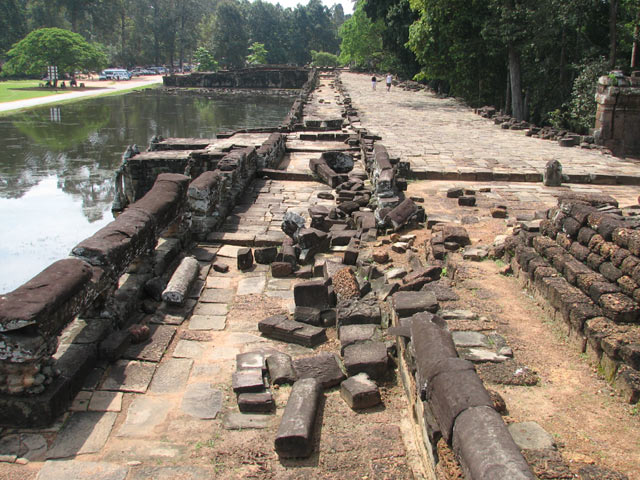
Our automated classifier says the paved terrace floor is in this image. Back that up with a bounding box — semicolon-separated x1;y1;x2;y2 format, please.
340;72;640;180
3;71;640;480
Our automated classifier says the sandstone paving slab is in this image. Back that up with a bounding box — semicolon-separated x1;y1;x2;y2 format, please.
151;299;197;325
293;352;346;389
200;288;235;303
124;324;176;362
188;314;226;331
46;412;117;458
36;460;128;480
180;383;223;419
127;466;213;480
88;391;123;412
452;331;492;348
149;358;193;394
222;412;272;430
117;396;172;438
172;340;206;359
217;245;242;258
236;275;266;295
0;433;47;461
101;360;156;393
192;302;228;316
205;276;234;289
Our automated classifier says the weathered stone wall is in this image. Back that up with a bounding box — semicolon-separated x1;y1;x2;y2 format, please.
0;173;190;427
163;66;311;89
594;72;640;157
506;193;640;403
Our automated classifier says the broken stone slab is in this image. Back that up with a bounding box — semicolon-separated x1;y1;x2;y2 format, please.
238;391;275;413
293;280;335;308
222;412;272;430
271;261;293;277
258;315;327;347
293;352;346;388
342;342;389;380
340;373;381;409
452;331;492;348
458;196;476;206
453;406;535;480
237;248;254;271
293;306;335;327
232;368;265;393
161;256;199;305
337;297;382;327
266;352;297;385
236;352;266;371
274;377;322;458
384;198;424;231
339;324;379;354
441;225;471;247
254;246;278;264
180;383;223;419
461;348;509;363
281;211;306;237
385;267;408;281
508;422;556;450
392;291;439;317
123;324;176;363
462;247;489;261
447;187;464;198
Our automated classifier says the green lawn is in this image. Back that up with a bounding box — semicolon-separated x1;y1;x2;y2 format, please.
0;80;66;103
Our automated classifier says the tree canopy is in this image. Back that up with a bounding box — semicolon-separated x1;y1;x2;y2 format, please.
3;28;107;78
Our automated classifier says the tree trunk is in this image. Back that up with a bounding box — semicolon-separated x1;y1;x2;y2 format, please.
609;0;618;69
504;70;511;115
559;26;567;90
120;9;126;63
632;9;640;68
508;44;524;121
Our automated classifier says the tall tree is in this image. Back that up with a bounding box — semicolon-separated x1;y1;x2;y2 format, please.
339;1;384;69
0;0;27;56
211;0;249;68
4;28;107;84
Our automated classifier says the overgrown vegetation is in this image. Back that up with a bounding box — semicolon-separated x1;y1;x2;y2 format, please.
0;0;346;73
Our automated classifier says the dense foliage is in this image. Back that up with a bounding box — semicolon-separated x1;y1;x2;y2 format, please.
3;28;107;81
0;0;345;72
401;0;640;129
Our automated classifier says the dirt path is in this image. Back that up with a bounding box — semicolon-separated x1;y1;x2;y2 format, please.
403;180;640;479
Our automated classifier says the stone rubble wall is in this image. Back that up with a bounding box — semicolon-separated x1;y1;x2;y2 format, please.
163;66;311;89
505;193;640;403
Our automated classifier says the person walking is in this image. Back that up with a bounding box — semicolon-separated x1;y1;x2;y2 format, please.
371;75;377;90
386;73;392;92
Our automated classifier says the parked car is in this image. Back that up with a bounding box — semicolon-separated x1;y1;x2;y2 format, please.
98;69;132;80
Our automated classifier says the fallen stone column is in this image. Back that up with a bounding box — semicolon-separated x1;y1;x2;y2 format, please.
162;256;200;305
453;406;535;480
274;377;322;458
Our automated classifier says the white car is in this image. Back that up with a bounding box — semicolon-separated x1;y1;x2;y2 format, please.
98;69;132;80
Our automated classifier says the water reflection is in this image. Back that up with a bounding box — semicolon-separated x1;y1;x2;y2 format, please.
0;89;293;293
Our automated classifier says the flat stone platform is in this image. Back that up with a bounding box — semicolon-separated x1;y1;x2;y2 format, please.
340;72;640;183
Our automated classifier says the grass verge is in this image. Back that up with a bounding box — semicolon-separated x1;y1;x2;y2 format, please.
0;80;66;102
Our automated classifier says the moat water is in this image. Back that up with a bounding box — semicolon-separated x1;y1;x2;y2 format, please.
0;89;293;293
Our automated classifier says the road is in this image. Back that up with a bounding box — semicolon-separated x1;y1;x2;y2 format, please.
0;75;164;113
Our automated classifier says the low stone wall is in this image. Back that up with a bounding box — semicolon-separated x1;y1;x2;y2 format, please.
595;72;640;157
163;66;310;89
505;193;640;403
0;173;191;426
